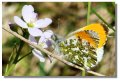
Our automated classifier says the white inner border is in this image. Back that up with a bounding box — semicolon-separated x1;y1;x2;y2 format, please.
0;0;120;81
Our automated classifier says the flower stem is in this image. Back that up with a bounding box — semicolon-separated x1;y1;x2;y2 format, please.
13;40;24;64
87;2;91;25
17;51;32;63
4;64;15;76
4;44;17;76
4;39;24;76
13;29;28;64
4;29;29;76
82;69;86;76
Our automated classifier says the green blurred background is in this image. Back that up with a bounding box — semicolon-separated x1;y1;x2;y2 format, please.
2;2;116;76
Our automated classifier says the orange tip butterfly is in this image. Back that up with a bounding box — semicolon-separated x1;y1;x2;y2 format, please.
59;23;107;69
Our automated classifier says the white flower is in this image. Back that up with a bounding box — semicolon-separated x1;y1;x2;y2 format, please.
29;30;53;62
39;30;53;45
14;5;52;37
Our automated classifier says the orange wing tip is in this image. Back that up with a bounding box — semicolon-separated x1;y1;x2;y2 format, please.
75;31;97;48
78;23;107;48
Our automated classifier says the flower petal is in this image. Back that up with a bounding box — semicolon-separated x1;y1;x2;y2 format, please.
28;28;42;37
32;49;45;62
38;36;48;48
29;35;37;44
14;16;28;28
43;30;53;38
46;40;52;47
22;5;37;23
39;35;46;43
34;18;52;28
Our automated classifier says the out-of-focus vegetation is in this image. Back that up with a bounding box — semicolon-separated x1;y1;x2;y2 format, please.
2;2;116;76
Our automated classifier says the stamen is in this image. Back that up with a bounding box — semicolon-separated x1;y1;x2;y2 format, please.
27;23;34;28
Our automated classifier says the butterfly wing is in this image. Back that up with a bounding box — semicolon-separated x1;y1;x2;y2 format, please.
80;23;107;48
59;23;107;69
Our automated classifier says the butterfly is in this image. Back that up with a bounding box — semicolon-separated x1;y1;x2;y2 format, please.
59;23;108;69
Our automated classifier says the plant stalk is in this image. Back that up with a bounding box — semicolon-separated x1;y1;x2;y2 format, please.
87;2;91;25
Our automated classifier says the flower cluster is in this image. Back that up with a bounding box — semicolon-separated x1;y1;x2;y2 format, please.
13;5;53;62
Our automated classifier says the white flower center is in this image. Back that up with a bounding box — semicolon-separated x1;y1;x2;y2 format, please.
27;23;34;28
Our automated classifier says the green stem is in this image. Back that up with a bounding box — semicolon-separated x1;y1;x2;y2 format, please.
4;44;17;76
4;40;24;76
39;62;47;76
17;51;32;63
4;50;31;76
92;8;115;31
4;64;15;76
4;29;28;76
82;69;86;76
87;2;91;25
13;40;24;64
5;64;9;75
13;29;28;64
8;44;17;63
